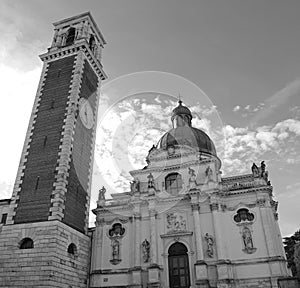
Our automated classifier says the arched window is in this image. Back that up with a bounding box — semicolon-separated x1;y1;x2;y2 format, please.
165;173;182;195
19;238;34;249
89;35;95;51
67;243;77;255
65;27;76;46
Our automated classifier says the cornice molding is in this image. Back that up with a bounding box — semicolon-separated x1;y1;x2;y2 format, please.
39;40;107;80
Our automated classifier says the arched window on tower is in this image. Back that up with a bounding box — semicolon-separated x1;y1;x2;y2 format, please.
89;35;95;51
165;173;182;195
65;27;76;46
19;237;34;249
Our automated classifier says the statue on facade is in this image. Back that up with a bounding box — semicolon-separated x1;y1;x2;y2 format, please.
251;161;269;182
251;163;259;177
130;178;140;193
260;161;269;181
147;173;155;189
142;239;150;263
109;223;125;265
112;239;120;261
205;166;214;182
188;167;197;188
242;226;254;253
205;233;214;257
98;186;106;201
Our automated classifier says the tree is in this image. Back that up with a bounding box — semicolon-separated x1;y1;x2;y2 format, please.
283;229;300;278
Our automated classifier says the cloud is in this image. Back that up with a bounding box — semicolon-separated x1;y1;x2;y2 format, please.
0;181;12;199
0;63;41;200
94;97;223;193
94;91;300;193
221;118;300;175
233;105;240;112
250;79;300;126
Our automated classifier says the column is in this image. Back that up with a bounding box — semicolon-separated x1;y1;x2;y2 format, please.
191;203;204;260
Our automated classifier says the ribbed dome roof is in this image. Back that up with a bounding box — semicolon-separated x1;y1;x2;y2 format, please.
157;126;217;156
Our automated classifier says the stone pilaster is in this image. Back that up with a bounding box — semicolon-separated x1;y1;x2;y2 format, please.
257;198;277;257
191;203;204;260
91;217;105;271
149;209;157;264
211;202;226;260
134;212;142;267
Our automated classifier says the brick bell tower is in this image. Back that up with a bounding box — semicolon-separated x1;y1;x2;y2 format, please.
0;12;106;287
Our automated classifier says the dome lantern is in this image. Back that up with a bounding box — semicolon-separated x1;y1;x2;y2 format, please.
171;100;193;128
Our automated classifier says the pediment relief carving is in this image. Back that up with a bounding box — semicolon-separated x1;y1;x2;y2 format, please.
166;212;187;233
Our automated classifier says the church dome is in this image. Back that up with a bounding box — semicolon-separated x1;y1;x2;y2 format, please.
157;126;217;156
156;100;217;156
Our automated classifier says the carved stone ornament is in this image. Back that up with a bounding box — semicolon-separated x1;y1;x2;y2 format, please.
233;208;254;223
256;198;266;207
109;223;125;237
199;190;209;202
205;233;214;258
142;239;150;263
166;212;187;233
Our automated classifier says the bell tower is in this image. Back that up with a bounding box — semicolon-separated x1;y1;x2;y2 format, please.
7;12;106;233
0;12;106;287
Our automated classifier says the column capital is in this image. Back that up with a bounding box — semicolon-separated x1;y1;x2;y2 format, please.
210;203;219;211
191;203;199;211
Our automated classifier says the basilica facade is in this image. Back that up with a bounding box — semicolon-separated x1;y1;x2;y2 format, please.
0;12;293;288
90;100;291;288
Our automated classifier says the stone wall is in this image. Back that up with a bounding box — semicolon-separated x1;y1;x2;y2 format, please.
0;220;90;287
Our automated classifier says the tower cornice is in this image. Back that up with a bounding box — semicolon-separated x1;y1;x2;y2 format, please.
39;40;107;80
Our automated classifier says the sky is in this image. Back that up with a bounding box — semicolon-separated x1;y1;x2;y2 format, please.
0;0;300;237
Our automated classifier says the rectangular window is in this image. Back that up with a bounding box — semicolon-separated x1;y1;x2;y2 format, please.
1;213;7;224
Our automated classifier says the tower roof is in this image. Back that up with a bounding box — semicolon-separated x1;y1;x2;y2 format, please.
53;11;106;45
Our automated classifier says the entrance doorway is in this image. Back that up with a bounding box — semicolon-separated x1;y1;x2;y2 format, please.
168;242;190;288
